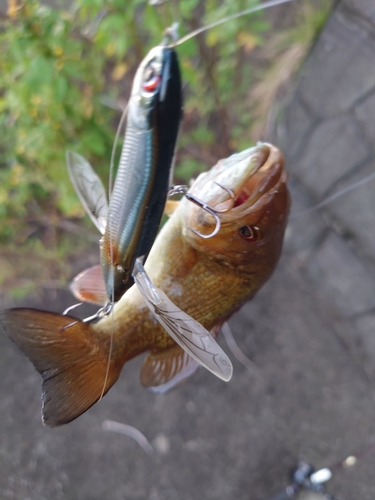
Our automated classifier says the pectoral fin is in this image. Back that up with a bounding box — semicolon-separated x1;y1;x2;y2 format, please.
70;265;108;306
141;345;199;393
133;258;233;382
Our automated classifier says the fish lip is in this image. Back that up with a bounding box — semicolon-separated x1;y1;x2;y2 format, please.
186;142;285;225
227;143;285;215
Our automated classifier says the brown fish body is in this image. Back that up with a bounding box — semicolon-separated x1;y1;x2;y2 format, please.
95;143;290;357
0;143;290;426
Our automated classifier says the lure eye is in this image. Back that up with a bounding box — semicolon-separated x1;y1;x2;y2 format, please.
238;225;261;242
143;65;161;92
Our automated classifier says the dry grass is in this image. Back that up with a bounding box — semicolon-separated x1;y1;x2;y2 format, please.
249;0;334;141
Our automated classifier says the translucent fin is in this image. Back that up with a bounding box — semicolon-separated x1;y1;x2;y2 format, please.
133;258;233;382
66;150;108;234
70;265;108;306
0;309;121;426
141;344;199;393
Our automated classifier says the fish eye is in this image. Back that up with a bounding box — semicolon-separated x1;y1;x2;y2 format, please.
143;63;161;92
238;225;261;242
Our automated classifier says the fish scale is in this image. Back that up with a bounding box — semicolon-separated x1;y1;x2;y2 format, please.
95;143;290;368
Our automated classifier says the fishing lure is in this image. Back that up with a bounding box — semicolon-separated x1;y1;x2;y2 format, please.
68;32;183;304
67;27;234;382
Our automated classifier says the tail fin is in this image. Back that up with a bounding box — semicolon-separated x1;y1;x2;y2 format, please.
0;308;121;426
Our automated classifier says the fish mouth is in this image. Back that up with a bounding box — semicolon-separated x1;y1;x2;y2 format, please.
186;142;286;226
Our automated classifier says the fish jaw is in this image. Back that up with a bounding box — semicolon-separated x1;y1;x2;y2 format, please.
189;143;271;210
182;142;291;268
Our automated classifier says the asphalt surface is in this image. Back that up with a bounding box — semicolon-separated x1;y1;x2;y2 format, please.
1;1;375;499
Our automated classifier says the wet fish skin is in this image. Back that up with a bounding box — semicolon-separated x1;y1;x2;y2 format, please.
99;143;290;347
0;142;290;426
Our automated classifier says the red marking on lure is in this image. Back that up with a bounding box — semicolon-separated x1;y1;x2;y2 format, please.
143;75;160;92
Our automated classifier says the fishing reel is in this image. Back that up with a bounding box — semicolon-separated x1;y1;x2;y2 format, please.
267;461;335;500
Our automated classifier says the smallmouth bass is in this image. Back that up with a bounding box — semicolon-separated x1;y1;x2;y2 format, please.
0;142;290;426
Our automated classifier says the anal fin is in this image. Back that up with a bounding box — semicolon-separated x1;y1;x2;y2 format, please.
141;344;199;393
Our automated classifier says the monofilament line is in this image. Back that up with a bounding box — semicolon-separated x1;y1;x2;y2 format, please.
176;0;294;46
100;214;116;401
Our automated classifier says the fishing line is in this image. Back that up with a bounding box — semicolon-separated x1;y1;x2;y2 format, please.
292;169;375;218
167;0;294;96
175;0;294;46
99;212;116;401
99;78;132;400
109;103;129;198
221;321;258;374
264;440;375;500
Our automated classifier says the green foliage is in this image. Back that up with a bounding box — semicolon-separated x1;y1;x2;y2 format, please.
0;0;332;295
0;0;268;242
0;0;115;244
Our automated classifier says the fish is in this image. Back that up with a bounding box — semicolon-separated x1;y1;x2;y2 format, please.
0;142;290;426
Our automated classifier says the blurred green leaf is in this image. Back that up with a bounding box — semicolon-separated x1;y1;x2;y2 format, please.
0;0;333;294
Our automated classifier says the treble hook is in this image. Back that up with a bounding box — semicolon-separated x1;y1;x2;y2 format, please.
82;301;114;323
168;181;236;239
184;193;222;239
60;301;114;332
184;181;236;239
168;184;189;196
211;182;236;213
62;302;83;316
